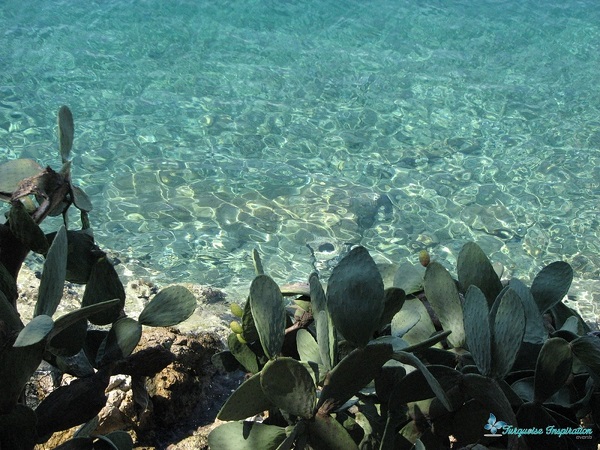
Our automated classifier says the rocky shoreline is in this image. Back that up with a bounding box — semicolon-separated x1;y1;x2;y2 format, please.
15;265;241;449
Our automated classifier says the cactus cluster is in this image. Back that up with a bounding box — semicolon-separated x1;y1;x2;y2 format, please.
0;107;197;449
211;243;599;449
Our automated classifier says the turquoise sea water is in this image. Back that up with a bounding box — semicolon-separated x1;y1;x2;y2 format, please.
1;1;599;317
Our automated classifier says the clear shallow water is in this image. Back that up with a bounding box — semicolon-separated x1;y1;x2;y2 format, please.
1;1;599;318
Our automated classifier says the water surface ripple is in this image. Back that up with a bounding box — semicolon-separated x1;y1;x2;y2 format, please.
1;0;598;320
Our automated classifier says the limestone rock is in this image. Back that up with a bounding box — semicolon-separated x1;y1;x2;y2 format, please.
31;327;237;449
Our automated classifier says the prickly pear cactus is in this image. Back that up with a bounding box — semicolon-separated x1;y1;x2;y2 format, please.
0;158;43;201
530;261;573;314
457;242;503;305
57;105;74;163
216;241;598;449
423;261;465;348
208;421;287;450
138;285;196;327
249;274;286;359
96;317;143;367
463;285;525;379
82;257;126;325
8;201;49;254
326;246;384;347
260;357;315;419
34;226;67;318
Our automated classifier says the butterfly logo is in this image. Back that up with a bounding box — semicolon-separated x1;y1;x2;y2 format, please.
484;413;507;436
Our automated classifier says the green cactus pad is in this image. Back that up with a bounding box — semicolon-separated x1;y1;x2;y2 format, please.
0;290;23;332
550;301;590;333
54;351;96;378
82;257;126;325
82;329;109;370
47;204;70;219
0;263;18;307
559;315;580;335
316;310;336;371
252;248;265;275
34;225;67;317
94;431;134;450
317;342;392;411
0;159;43;199
63;230;97;284
308;413;359;450
138;285;196;327
531;261;573;314
73;415;101;437
293;299;311;315
457;242;503;305
47;318;88;357
300;361;324;387
96;317;142;366
463;285;492;376
375;361;406;405
515;402;567;449
8;201;49;254
249;274;286;359
208;421;287;450
297;329;322;365
392;262;425;295
217;372;274;421
35;371;110;438
89;431;133;450
241;297;260;343
390;303;420;338
227;333;259;374
48;299;120;344
570;335;600;381
0;341;45;413
309;272;327;318
281;283;311;297
423;262;465;348
326;246;385;347
401;330;451;354
390;298;436;345
71;185;93;213
57;105;74;163
0;404;37;450
533;337;573;404
508;279;546;344
490;288;525;379
550;329;579;343
45;229;97;284
378;287;406;332
461;374;518;444
392;351;454;412
13;314;54;347
260;357;316;419
277;421;307;450
418;347;459;367
388;364;460;412
211;351;241;373
378;262;398;288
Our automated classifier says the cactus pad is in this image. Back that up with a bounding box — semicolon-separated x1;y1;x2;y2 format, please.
138;285;196;327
